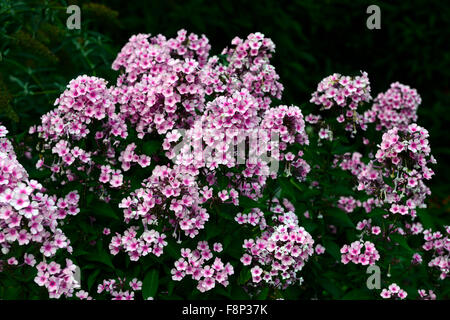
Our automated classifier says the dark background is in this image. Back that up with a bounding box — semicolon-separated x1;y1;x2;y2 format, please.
1;0;449;200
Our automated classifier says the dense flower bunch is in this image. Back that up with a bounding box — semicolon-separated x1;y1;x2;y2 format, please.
336;123;435;220
30;75;151;193
235;208;267;230
375;124;435;213
163;104;310;201
163;106;309;201
171;241;234;292
109;226;167;261
162;34;299;200
119;165;209;239
241;200;315;289
364;82;421;131
310;71;371;134
340;240;380;266
422;227;449;280
163;88;263;170
380;283;408;299
2;30;446;300
111;30;211;137
0;123;80;296
34;259;80;299
112;30;210;84
337;196;359;213
201;32;283;106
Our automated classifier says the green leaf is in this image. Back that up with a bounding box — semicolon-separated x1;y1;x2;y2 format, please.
206;223;221;240
255;287;269;300
239;196;265;209
318;277;342;299
215;286;231;299
390;234;414;254
230;286;250;300
238;268;251;285
165;242;180;259
332;144;355;155
84;250;114;269
278;177;297;200
216;203;236;221
416;208;435;229
87;269;101;291
382;176;395;188
341;289;372;300
290;178;304;193
323;239;341;261
301;219;318;233
87;201;119;220
367;208;387;218
367;208;387;225
167;280;175;296
142;269;159;299
143;140;161;155
326;207;355;228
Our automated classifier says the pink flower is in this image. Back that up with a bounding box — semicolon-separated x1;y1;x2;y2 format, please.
371;226;381;235
213;243;223;252
315;244;326;255
380;289;391;299
388;283;400;294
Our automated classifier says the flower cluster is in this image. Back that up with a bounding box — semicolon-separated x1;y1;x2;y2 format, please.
34;259;80;299
163;89;264;171
112;30;210;84
96;277;143;300
164;104;310;201
1;123;79;272
380;283;408;299
202;32;283;107
337;196;359;213
118;143;151;171
422;227;449;280
365;82;421;131
119;165;209;239
356;219;382;236
30;75;149;191
335;123;436;225
261;105;309;168
405;222;424;235
241;201;315;289
159;33;308;202
111;31;210;137
171;241;234;292
375;124;435;213
310;72;371;133
340;240;380;266
8;29;444;300
109;226;167;261
310;71;371;110
235;208;267;230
